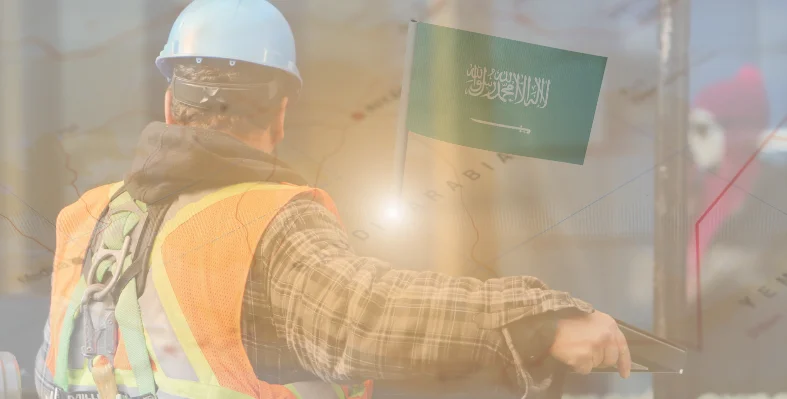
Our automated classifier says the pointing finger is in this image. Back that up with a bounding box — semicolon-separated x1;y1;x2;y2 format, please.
602;332;619;368
615;327;631;378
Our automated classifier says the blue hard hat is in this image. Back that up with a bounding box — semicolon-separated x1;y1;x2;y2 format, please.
156;0;301;91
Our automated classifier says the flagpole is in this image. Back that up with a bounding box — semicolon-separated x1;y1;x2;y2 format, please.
392;19;419;199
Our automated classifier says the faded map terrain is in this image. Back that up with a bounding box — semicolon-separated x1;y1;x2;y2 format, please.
2;0;787;397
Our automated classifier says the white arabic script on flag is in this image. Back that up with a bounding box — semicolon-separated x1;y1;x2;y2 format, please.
464;63;551;109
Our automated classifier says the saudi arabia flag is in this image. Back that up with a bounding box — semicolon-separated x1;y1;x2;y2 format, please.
401;21;607;166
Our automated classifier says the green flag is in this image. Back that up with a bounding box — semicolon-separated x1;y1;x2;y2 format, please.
404;22;607;165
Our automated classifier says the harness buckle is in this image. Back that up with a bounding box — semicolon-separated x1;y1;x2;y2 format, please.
85;235;132;303
81;302;96;358
80;234;129;361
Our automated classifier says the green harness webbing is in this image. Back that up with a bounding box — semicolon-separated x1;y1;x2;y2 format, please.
54;191;373;399
54;279;86;390
54;195;156;396
116;273;156;395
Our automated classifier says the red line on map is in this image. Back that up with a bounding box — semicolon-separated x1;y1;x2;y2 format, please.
55;127;82;198
746;313;783;340
54;125;107;231
0;213;55;254
694;114;787;350
55;106;144;196
409;137;498;279
4;110;145;256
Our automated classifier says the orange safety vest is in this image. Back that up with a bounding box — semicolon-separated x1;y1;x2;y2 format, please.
39;181;373;399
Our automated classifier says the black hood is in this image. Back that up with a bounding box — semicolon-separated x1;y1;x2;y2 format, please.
124;122;308;204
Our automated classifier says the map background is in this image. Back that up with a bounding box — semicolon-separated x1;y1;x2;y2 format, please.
2;0;787;397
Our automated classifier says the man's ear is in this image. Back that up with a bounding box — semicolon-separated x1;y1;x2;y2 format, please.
271;96;289;145
164;87;174;124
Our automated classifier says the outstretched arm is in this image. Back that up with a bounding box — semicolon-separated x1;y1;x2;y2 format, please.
254;196;594;394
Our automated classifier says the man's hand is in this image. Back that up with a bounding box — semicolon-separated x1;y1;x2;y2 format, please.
549;311;632;378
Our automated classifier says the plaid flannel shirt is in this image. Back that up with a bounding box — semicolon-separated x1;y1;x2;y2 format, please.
241;194;594;397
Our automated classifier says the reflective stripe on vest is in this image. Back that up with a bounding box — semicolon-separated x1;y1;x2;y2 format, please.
45;182;135;379
42;181;372;399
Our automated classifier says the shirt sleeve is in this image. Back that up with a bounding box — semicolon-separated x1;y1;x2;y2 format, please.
256;195;594;395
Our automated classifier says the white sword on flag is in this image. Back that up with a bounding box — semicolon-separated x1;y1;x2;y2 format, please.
470;118;531;134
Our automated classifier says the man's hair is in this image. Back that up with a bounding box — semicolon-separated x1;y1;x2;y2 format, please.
169;62;286;138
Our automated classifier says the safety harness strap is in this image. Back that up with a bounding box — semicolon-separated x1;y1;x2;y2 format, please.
112;194;157;397
110;202;166;304
54;279;87;390
116;277;157;396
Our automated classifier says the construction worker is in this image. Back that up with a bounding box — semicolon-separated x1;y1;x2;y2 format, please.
34;0;631;398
